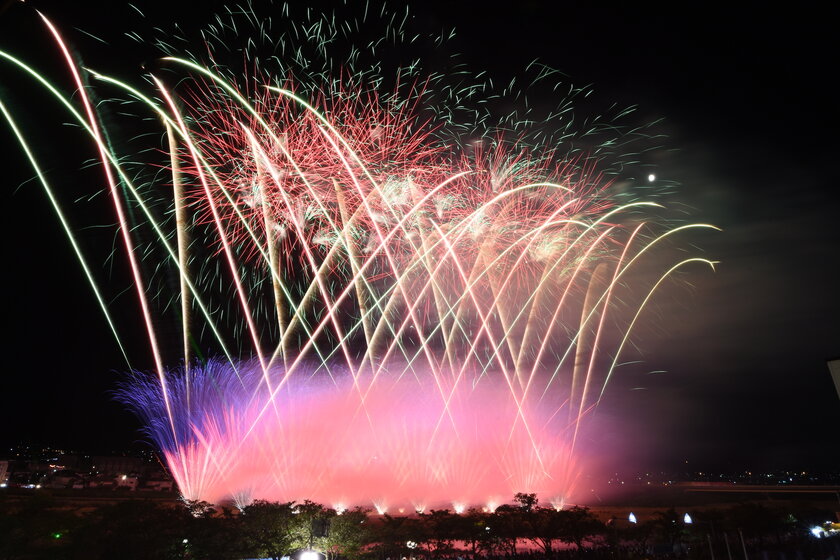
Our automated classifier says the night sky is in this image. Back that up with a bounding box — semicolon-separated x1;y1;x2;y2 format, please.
2;1;837;476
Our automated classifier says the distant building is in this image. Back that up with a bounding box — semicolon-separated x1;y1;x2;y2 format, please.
46;470;81;489
142;477;174;492
88;474;116;489
116;474;139;491
0;445;175;491
91;455;146;476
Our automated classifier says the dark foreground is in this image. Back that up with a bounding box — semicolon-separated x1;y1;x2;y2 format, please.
1;490;838;560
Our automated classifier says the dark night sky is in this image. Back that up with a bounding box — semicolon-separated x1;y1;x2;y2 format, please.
2;1;837;475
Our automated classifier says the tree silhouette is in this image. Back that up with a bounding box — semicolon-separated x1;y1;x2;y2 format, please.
322;507;370;560
240;500;299;560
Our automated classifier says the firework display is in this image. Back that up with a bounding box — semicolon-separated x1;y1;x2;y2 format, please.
1;5;715;510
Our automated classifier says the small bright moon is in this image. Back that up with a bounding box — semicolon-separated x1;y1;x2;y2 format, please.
647;173;656;182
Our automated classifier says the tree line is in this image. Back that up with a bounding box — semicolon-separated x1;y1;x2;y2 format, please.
1;491;837;559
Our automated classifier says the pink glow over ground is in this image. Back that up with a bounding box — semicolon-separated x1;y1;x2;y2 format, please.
162;364;580;511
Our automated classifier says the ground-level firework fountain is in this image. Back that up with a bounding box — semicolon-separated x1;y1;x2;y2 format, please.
2;6;715;510
122;360;583;511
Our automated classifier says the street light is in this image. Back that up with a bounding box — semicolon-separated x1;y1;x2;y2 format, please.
301;550;319;560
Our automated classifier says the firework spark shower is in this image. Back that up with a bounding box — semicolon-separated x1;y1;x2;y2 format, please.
1;4;716;510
